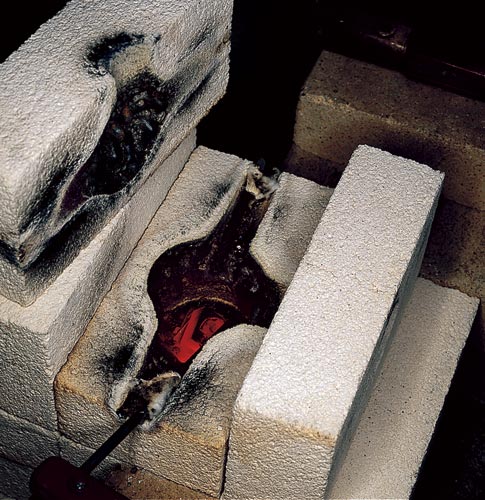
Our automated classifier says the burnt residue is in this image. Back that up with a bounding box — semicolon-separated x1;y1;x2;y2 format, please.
120;359;218;419
23;162;73;234
116;373;177;420
61;36;213;218
169;360;217;408
98;326;145;384
61;70;171;215
0;240;17;266
185;27;213;61
4;28;219;272
3;198;114;289
271;201;290;224
100;344;135;383
178;63;218;112
198;180;232;217
140;189;282;379
31;199;113;274
117;384;146;420
86;33;145;74
176;23;222;66
61;33;172;218
0;154;81;267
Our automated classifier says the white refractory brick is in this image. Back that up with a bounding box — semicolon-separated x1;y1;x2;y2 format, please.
251;173;333;289
0;456;32;500
138;326;266;494
133;326;266;496
0;0;232;305
330;278;479;500
288;49;485;210
0;134;195;431
223;146;444;500
55;147;331;496
0;408;59;469
58;325;266;497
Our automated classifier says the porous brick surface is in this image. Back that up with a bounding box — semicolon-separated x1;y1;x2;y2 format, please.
287;49;485;210
59;437;128;481
0;456;32;500
0;408;59;469
330;278;478;499
0;0;232;305
251;173;333;289
223;146;443;499
132;326;267;496
55;147;255;495
58;325;266;497
0;134;195;431
55;147;330;496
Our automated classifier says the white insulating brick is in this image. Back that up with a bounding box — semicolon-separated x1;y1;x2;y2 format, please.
223;146;444;500
58;325;266;497
289;49;485;210
0;408;59;469
287;50;485;210
251;173;333;289
130;326;267;496
0;456;32;500
55;147;255;483
329;278;479;500
0;134;195;431
0;0;232;305
55;147;332;496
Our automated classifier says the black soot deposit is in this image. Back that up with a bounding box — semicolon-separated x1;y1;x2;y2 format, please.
143;189;281;377
99;325;144;383
85;33;145;73
169;361;218;407
100;344;135;383
118;188;282;418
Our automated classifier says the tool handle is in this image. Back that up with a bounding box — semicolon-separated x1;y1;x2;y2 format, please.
30;411;145;499
30;457;129;500
81;410;146;474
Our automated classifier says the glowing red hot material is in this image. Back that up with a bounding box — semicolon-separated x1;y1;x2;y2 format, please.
117;191;282;419
167;306;227;364
139;190;281;381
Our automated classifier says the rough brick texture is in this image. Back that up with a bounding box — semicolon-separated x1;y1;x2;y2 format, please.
330;278;478;499
0;0;232;305
251;173;333;289
0;134;195;431
287;49;485;210
0;409;58;469
223;146;443;499
0;456;32;500
55;147;330;495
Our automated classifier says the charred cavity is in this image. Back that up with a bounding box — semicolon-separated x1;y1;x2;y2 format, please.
86;33;144;74
141;189;282;380
61;70;170;215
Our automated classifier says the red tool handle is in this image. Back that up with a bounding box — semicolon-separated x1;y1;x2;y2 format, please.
30;457;129;500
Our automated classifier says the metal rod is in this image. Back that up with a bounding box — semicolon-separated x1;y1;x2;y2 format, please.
80;410;146;474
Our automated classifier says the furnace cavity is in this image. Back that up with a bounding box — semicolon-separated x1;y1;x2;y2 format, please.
108;164;282;428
